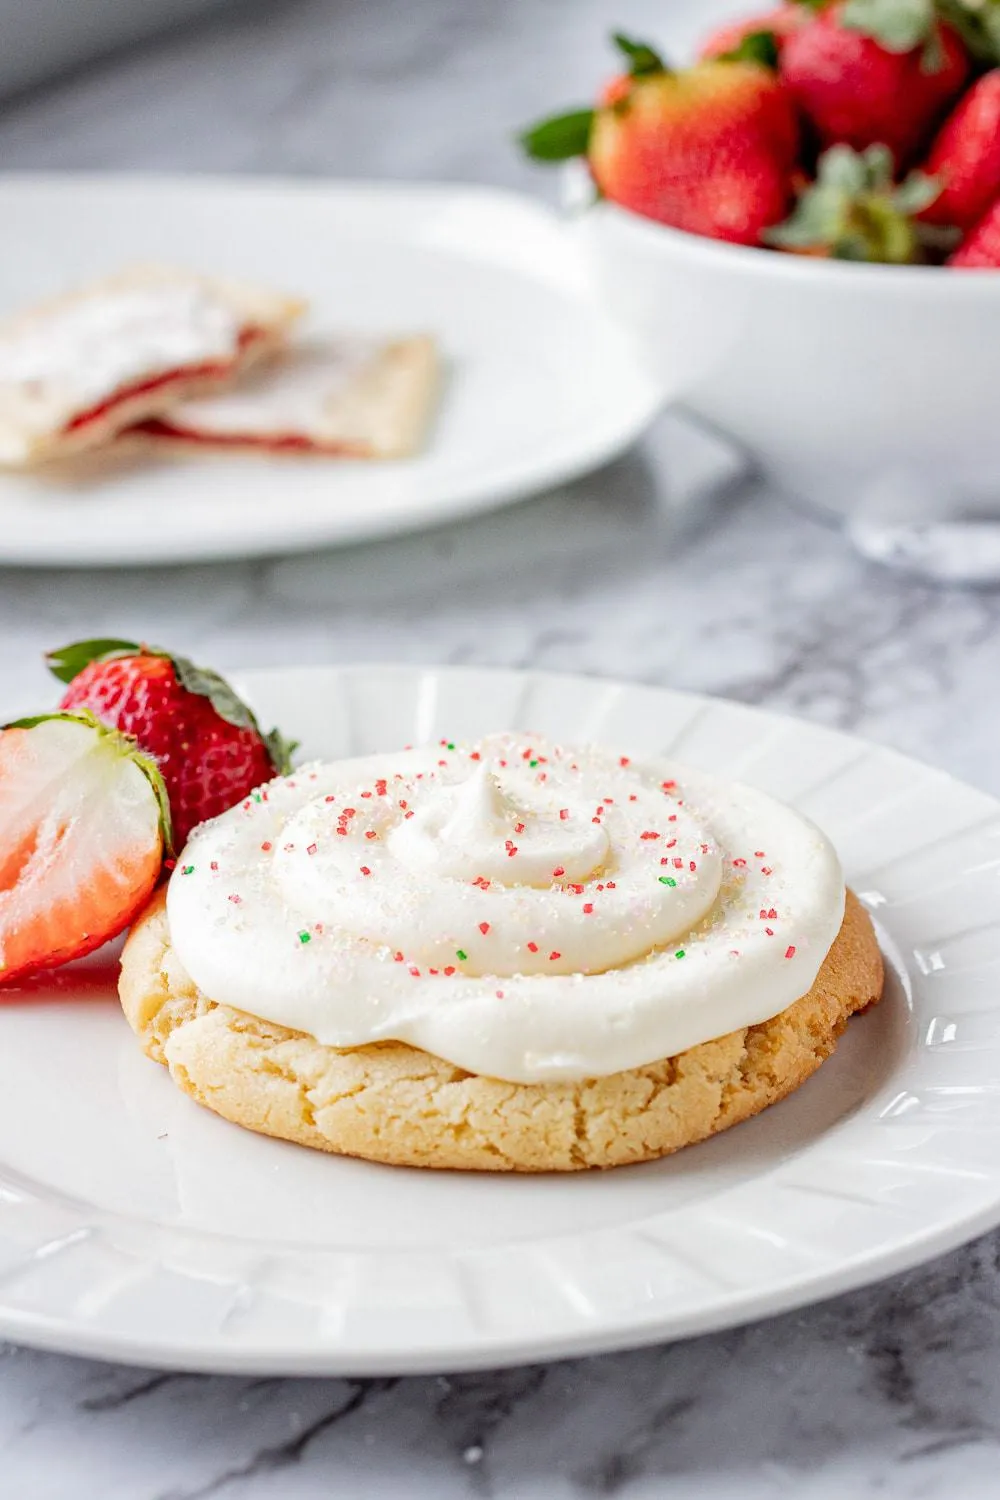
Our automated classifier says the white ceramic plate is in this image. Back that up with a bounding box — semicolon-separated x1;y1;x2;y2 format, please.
0;176;661;566
1;664;999;1376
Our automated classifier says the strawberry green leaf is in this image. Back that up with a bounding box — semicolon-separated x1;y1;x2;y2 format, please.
519;109;594;162
937;0;1000;63
45;638;141;685
717;29;781;68
611;32;667;76
840;0;938;54
766;144;931;263
892;170;943;214
170;656;260;733
264;727;299;776
170;655;295;776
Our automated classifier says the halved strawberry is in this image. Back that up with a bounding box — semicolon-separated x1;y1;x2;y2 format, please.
0;712;169;986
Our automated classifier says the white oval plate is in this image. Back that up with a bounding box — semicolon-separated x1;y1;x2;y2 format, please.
1;664;998;1375
0;175;661;566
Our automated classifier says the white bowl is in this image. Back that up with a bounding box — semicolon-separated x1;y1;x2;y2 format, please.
578;201;1000;538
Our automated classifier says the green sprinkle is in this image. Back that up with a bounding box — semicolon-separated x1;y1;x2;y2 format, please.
529;759;538;767
456;949;468;961
298;930;312;945
181;865;194;876
659;876;677;887
674;949;686;960
253;792;262;803
446;742;456;751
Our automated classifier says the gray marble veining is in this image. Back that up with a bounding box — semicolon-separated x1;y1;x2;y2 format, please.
1;1;1000;1496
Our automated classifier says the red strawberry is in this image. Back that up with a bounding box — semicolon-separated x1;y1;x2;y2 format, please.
948;196;1000;265
47;638;294;848
919;70;1000;229
699;5;810;61
781;3;970;165
521;33;800;246
766;142;942;259
0;712;168;985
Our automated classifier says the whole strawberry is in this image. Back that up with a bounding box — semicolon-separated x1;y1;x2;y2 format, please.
47;638;295;847
948;197;1000;265
520;33;800;246
781;1;970;165
766;143;942;259
919;70;1000;230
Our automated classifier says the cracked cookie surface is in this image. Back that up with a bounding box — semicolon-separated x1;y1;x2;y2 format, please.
118;889;883;1171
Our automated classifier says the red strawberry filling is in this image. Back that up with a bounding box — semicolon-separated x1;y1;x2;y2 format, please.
126;418;369;457
63;325;268;436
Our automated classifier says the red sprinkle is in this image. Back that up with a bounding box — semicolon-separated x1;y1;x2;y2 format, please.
628;794;637;802
324;795;336;804
394;951;404;962
507;846;518;858
583;903;594;915
360;866;371;876
755;851;765;859
228;894;241;904
673;858;683;869
785;945;796;959
210;861;218;872
444;966;456;976
261;841;272;851
365;830;377;840
733;858;746;868
606;880;617;889
619;756;630;767
527;941;539;953
479;922;491;935
559;809;570;820
307;843;318;856
549;951;562;961
409;966;421;977
469;751;481;761
661;780;677;791
765;927;774;936
496;990;505;999
375;780;387;796
514;822;525;834
336;828;348;836
552;866;565;878
361;791;372;799
641;831;660;841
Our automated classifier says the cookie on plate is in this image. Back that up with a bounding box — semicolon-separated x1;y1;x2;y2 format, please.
120;888;882;1173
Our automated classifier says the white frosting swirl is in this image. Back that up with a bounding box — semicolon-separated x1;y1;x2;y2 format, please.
167;734;846;1084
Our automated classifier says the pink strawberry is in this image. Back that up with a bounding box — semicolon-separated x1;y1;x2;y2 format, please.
919;70;1000;229
948;196;1000;265
48;638;294;848
521;33;800;246
781;2;970;164
0;712;168;985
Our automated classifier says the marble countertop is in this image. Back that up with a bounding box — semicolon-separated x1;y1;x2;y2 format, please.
2;2;1000;1496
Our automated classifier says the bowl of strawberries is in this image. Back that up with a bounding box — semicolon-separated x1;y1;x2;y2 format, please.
522;1;1000;579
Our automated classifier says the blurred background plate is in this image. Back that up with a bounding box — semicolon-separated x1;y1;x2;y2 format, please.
0;174;662;566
